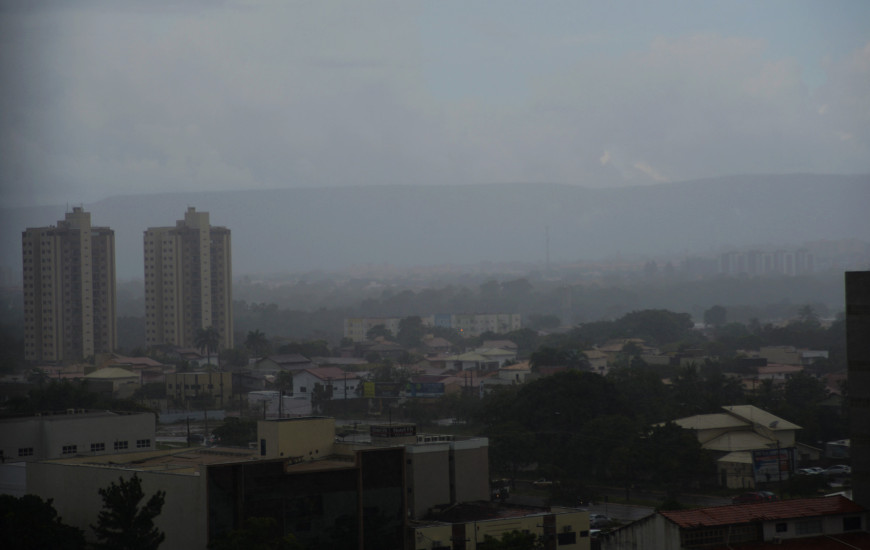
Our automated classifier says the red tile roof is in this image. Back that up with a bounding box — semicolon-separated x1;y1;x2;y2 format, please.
661;496;864;528
709;531;870;549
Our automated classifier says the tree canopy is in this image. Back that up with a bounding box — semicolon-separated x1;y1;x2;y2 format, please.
0;494;86;550
91;474;166;550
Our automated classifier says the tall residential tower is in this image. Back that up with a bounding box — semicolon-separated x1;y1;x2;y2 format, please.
144;208;232;351
22;207;116;363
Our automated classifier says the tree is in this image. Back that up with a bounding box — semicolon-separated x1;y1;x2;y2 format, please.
92;474;166;550
0;494;87;550
703;305;727;328
220;347;250;369
212;417;258;447
195;326;221;368
365;324;393;341
396;316;425;348
244;329;271;357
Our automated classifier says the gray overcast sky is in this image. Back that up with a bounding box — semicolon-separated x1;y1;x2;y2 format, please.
1;0;868;208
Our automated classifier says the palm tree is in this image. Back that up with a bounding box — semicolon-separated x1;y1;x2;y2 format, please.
244;329;270;358
194;326;221;368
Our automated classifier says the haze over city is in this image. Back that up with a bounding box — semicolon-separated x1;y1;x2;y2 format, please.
2;3;870;549
1;0;869;210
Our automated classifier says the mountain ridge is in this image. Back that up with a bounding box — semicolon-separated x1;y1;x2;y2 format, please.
2;173;868;280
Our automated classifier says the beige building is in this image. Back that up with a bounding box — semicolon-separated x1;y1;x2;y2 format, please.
165;371;232;407
670;405;801;489
22;207;116;363
144;207;232;351
412;505;590;550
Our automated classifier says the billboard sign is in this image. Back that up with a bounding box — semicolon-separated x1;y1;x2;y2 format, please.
363;381;403;398
406;382;445;397
752;447;795;483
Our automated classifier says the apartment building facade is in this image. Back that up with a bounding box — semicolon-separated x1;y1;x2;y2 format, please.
22;207;116;363
144;208;232;351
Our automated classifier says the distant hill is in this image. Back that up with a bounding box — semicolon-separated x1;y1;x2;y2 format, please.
2;174;868;280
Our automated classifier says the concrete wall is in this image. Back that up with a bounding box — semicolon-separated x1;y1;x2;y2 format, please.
27;462;208;549
413;510;589;550
406;443;451;518
257;416;335;460
0;412;155;462
602;514;681;550
451;438;490;505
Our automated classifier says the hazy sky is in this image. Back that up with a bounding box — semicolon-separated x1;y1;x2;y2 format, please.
1;0;868;208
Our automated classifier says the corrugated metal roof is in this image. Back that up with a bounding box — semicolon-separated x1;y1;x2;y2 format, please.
673;413;748;430
661;496;864;528
724;405;801;431
703;430;777;452
83;367;138;379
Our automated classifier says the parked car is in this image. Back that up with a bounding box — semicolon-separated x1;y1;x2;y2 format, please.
732;491;777;504
532;478;554;487
824;465;852;476
590;514;611;528
797;467;825;475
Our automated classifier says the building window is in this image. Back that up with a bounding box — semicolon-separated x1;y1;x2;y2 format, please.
557;532;577;545
113;441;129;451
91;443;105;452
62;445;77;455
299;386;307;393
796;519;822;535
844;516;862;531
136;439;151;448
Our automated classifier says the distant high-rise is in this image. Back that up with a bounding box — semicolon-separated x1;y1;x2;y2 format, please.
144;208;232;351
22;207;116;363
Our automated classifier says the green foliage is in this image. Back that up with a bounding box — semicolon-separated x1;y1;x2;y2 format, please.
525;313;561;331
133;382;167;400
528;346;588;371
275;339;330;358
365;324;394;341
92;474;166;550
220;347;250;368
208;517;302;550
212;417;258;446
0;494;87;550
703;305;727;327
195;325;221;366
244;329;271;357
2;380;154;418
397;316;426;348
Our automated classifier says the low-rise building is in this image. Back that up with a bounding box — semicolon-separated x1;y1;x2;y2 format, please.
0;409;155;464
165;371;232;407
293;367;363;401
24;416;491;549
670;405;801;489
252;353;314;374
412;504;589;550
602;496;868;549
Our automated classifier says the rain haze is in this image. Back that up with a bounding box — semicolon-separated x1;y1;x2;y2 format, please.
5;3;870;547
1;0;869;208
2;1;870;278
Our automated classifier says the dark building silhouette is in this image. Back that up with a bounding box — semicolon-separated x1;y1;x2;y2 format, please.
847;271;870;510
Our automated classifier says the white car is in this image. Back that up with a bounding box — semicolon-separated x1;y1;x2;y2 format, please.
824;465;851;476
